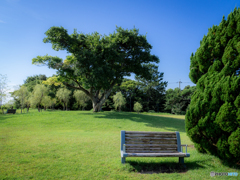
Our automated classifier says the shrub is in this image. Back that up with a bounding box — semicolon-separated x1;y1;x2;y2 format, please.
148;110;155;113
186;8;240;164
134;102;143;114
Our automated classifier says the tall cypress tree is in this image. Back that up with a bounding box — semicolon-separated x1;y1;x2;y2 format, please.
186;7;240;164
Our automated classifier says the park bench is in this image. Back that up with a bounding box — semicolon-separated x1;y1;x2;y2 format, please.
120;131;190;164
5;109;16;114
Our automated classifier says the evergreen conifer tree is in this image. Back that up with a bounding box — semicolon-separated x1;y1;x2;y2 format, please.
186;7;240;164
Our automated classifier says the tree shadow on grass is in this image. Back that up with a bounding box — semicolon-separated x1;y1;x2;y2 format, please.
0;114;14;122
220;159;240;170
124;160;206;174
80;112;186;133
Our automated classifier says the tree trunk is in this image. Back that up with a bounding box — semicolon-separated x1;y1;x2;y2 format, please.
92;101;102;112
38;104;40;112
92;88;113;112
130;95;132;112
147;96;149;112
21;97;23;113
66;103;67;111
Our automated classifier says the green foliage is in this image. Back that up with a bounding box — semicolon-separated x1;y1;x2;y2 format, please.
41;96;52;110
23;74;47;92
110;109;117;112
133;102;143;114
135;63;167;112
32;26;160;112
165;86;196;115
119;78;139;112
56;88;71;110
186;8;240;164
30;84;49;111
113;91;126;112
49;98;57;109
13;85;29;113
148;110;155;113
73;90;90;110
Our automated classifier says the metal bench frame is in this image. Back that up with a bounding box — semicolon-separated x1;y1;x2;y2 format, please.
120;130;190;164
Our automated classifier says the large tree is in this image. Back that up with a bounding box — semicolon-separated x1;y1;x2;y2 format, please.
14;85;29;113
186;8;240;164
120;78;140;112
30;84;49;112
135;63;167;112
23;74;47;92
32;26;159;112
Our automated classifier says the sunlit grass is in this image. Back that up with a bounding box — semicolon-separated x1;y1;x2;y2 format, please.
0;109;239;179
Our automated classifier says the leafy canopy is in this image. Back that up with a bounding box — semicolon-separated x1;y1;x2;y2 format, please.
32;26;159;104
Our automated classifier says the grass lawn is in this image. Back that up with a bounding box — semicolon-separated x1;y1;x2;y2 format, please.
0;109;239;179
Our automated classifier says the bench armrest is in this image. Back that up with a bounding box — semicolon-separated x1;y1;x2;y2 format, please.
123;144;126;153
181;144;188;153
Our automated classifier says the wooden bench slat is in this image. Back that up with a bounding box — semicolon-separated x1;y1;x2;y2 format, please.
125;139;177;142
126;149;178;152
125;144;177;147
126;148;178;152
126;153;188;157
125;138;177;142
125;134;176;138
125;137;177;140
126;150;179;153
125;131;176;134
126;147;178;150
125;140;177;144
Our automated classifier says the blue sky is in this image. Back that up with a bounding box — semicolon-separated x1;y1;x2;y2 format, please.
0;0;239;103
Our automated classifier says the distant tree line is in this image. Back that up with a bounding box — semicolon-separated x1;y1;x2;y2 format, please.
7;73;196;114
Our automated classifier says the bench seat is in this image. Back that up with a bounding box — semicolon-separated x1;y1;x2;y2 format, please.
122;152;190;157
120;131;190;164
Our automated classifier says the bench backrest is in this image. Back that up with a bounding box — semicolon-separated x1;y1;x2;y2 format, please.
7;109;16;114
121;131;181;153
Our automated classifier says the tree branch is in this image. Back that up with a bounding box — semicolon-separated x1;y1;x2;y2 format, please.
95;90;99;98
64;76;91;97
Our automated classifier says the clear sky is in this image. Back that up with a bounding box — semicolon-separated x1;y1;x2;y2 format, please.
0;0;239;104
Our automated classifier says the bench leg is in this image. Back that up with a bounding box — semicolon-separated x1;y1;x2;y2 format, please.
121;157;125;164
179;157;184;164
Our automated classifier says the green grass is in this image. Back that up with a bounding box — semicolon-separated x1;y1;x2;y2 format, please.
0;109;239;179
